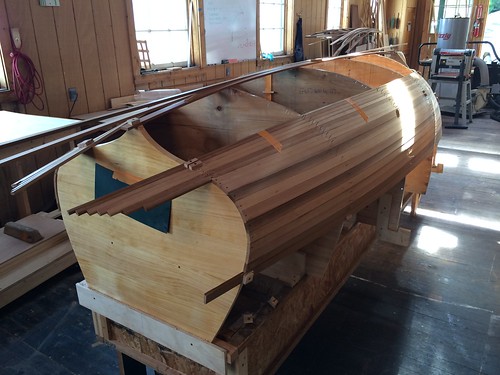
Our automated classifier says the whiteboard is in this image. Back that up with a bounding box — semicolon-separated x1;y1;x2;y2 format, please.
204;0;257;64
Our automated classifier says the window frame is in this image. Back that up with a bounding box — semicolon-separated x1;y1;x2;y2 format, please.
126;0;295;79
128;0;191;71
326;0;346;30
259;0;286;56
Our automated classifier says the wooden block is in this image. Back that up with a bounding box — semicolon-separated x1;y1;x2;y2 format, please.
4;221;43;243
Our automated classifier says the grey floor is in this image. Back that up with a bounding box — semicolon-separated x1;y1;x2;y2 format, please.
1;111;499;374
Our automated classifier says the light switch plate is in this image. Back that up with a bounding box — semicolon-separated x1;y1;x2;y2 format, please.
40;0;60;6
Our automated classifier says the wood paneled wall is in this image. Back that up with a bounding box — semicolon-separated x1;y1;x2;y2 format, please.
0;0;332;118
0;0;135;118
294;0;328;59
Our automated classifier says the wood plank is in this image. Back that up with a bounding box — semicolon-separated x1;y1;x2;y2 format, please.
91;0;121;107
109;0;135;97
72;0;107;113
28;0;68;117
0;245;75;309
0;213;66;265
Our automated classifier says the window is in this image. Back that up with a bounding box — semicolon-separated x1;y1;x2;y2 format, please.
432;0;473;32
327;0;343;30
131;0;189;69
260;0;285;55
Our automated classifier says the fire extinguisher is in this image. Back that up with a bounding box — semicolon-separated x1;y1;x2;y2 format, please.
473;19;481;37
473;4;483;38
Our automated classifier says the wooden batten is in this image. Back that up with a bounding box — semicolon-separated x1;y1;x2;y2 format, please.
56;54;442;343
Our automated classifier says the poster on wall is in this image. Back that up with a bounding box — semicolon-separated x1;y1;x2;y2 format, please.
204;0;257;65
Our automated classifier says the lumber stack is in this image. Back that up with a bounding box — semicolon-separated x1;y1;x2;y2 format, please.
56;54;442;343
0;212;75;308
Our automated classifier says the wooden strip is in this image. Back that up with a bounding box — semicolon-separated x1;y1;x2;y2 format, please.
232;86;431;214
76;281;228;374
247;140;437;273
245;118;436;248
246;110;436;243
204;272;244;304
246;127;436;267
223;100;398;199
10;118;141;194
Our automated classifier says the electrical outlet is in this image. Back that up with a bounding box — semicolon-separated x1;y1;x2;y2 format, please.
68;87;78;102
40;0;60;6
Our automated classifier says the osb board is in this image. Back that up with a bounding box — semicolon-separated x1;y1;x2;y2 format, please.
57;127;248;342
241;223;377;375
108;324;219;375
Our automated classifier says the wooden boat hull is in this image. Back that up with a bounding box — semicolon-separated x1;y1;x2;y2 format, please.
56;55;441;342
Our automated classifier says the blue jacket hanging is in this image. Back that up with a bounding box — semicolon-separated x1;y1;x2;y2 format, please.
294;17;304;62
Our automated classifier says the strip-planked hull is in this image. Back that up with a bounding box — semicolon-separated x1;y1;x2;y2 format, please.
56;54;441;342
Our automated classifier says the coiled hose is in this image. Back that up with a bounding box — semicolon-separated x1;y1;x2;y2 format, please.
10;47;44;111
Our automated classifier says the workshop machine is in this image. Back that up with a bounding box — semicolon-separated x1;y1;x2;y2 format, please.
429;47;476;128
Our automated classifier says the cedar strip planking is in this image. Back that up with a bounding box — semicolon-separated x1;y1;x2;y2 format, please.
246;139;437;272
235;116;407;220
244;112;437;244
69;73;435;219
245;123;437;255
220;92;407;195
229;81;433;207
249;101;438;236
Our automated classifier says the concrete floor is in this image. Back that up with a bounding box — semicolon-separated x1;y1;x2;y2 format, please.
1;112;499;374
